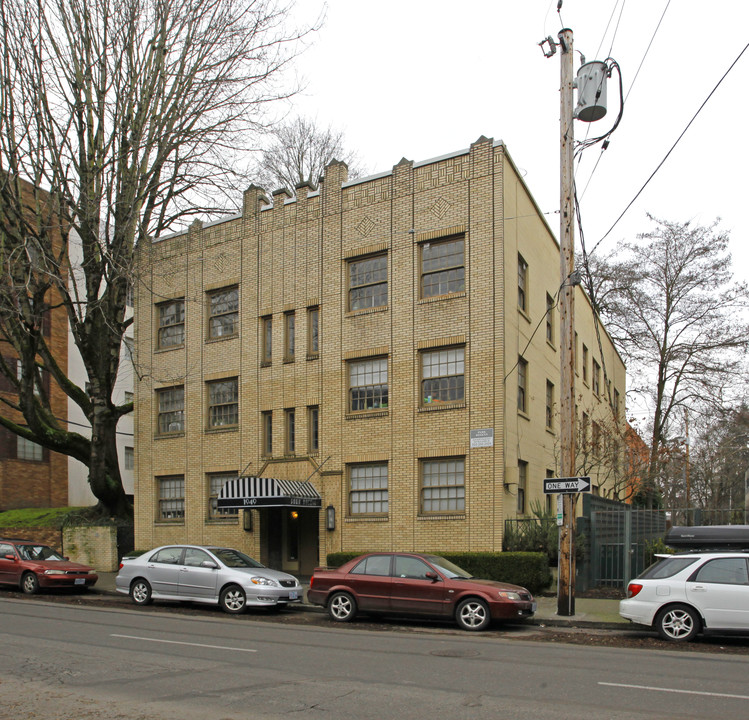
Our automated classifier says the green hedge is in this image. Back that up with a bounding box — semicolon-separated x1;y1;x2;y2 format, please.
325;551;552;595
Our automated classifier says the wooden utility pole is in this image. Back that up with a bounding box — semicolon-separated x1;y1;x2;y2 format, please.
558;27;577;617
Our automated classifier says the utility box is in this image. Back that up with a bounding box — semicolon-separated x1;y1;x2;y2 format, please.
575;60;608;122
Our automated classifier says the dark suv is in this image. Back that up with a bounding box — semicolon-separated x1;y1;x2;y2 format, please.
0;538;98;594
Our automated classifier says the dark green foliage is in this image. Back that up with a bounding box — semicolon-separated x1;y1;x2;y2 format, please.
325;551;552;595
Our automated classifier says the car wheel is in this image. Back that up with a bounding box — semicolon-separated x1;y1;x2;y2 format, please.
455;598;491;631
655;604;700;642
220;584;247;614
328;591;357;622
130;578;153;605
21;572;40;595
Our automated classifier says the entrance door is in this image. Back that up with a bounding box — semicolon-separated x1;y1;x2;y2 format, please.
282;510;300;574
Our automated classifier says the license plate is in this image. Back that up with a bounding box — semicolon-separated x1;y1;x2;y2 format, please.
74;578;85;585
289;591;298;600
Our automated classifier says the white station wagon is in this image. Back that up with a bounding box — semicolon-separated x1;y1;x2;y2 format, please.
620;526;749;641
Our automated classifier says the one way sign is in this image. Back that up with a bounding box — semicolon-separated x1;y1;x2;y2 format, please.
543;476;592;494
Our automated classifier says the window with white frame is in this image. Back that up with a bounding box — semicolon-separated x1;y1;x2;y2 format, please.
421;346;464;405
17;436;43;461
157;299;185;349
157;386;184;434
421;458;465;513
349;357;388;412
349;463;388;515
158;475;184;521
208;287;238;339
348;254;387;311
208;473;239;518
124;446;134;470
420;236;465;298
207;378;238;428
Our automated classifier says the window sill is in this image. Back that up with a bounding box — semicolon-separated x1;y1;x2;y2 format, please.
206;517;239;524
155;521;185;526
345;305;388;318
306;352;320;361
155;432;185;440
205;334;238;344
419;401;466;412
260;360;272;368
518;410;530;422
344;515;389;523
345;410;389;420
155;345;184;354
283;357;295;364
518;308;531;323
417;513;466;521
546;340;556;352
417;291;466;305
205;426;239;434
546;426;555;436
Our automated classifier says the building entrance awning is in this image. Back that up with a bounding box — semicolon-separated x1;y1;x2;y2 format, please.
216;476;321;509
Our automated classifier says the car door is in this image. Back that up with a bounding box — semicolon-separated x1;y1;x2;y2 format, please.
346;555;393;612
178;548;219;600
390;556;449;616
686;557;749;630
145;546;184;597
0;542;19;585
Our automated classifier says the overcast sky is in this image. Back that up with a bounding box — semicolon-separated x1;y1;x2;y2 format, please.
288;0;748;286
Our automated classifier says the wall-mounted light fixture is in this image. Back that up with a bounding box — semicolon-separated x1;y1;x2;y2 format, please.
326;504;335;531
243;509;253;532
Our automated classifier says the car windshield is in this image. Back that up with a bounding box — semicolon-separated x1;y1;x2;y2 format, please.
424;555;473;579
211;548;265;569
17;545;65;562
639;556;698;579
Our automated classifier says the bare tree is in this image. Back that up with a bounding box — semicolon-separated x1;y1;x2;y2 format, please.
0;0;313;517
254;115;364;193
582;216;749;506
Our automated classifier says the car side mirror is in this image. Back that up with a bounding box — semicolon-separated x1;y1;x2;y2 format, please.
3;554;16;561
425;571;440;582
201;560;218;569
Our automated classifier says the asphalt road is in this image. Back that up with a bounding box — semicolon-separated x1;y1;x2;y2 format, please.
2;597;749;720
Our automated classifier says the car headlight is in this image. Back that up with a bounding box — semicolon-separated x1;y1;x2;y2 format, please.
250;576;279;587
44;569;68;575
498;591;521;601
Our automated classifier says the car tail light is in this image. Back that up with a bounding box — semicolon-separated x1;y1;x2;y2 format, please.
119;562;124;570
627;583;643;598
309;576;314;588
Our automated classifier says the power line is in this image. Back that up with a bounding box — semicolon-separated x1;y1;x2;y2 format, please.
589;41;749;257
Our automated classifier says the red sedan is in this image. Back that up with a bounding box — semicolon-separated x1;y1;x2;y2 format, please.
0;538;98;594
308;552;536;631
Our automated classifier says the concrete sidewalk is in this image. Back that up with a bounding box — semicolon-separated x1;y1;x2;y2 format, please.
92;572;627;628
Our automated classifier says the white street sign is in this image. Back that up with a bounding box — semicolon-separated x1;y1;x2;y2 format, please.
543;476;592;494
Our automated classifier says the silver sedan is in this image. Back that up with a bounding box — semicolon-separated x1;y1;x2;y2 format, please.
115;545;303;614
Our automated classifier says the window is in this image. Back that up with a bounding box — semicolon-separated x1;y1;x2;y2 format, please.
261;411;273;455
694;558;749;585
421;458;465;513
157;386;184;434
395;556;433;580
285;408;295;453
349;463;388;515
581;412;590;450
517;254;528;313
517;460;527;514
124;446;134;470
574;331;579;375
157;299;185;349
421;347;464;405
348;254;387;311
208;286;238;339
307;306;319;355
126;283;134;308
350;555;392;576
592;359;601;396
208;473;239;519
582;344;589;384
420;236;465;298
184;548;214;566
614;389;621;419
592;420;601;456
546;380;554;430
546;469;555;514
17;436;43;461
158;476;184;521
124;390;134;405
208;378;238;428
284;312;295;361
546;293;555;344
261;316;272;363
517;356;528;414
308;405;319;453
349;357;388;412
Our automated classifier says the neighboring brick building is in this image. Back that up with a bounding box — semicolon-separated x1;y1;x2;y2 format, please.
134;136;626;575
0;180;69;510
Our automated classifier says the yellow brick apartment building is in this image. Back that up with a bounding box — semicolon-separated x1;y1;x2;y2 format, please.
133;136;626;576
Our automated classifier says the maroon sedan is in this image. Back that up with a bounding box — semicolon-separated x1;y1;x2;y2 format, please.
0;538;98;594
307;552;536;631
